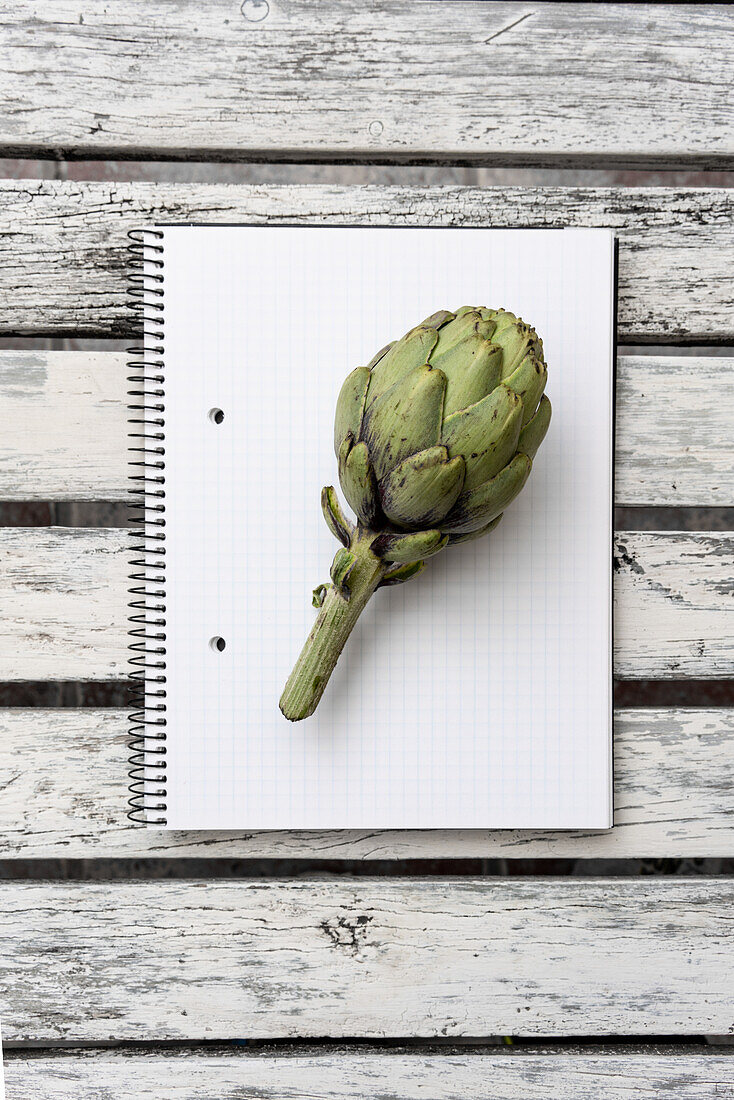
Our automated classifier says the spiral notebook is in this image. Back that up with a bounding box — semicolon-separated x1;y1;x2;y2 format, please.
129;224;614;830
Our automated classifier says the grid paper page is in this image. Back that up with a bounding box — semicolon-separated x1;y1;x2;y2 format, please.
154;226;614;830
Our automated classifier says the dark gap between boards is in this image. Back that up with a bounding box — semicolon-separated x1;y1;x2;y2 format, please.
0;859;732;881
3;335;734;356
5;152;734;174
3;503;734;531
3;680;734;707
2;1035;727;1055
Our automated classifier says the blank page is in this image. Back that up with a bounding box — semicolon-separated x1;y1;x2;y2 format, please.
149;225;614;830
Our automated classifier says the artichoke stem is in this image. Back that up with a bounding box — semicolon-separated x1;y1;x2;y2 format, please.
279;530;386;721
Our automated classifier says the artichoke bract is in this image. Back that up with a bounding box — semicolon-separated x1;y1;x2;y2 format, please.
279;307;551;721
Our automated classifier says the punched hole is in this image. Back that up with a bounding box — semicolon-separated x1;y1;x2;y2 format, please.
208;407;225;425
209;636;226;653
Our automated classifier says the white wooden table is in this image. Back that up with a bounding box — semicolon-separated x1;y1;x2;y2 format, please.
1;3;734;1096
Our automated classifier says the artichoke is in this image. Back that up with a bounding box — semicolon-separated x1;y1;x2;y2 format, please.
279;306;551;721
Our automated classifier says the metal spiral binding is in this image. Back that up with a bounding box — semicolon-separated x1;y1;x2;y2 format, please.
127;228;167;824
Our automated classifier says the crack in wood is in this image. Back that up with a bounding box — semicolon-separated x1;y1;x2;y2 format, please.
484;10;535;45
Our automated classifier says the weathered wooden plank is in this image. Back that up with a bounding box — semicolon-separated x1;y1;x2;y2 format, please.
613;532;734;678
614;356;734;507
2;528;129;681
0;182;732;341
1;528;731;680
0;351;127;500
1;2;732;167
3;351;733;506
4;1049;734;1100
2;878;734;1039
1;708;732;859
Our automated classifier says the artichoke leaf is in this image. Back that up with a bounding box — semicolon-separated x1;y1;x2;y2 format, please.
504;353;548;425
312;583;329;608
518;394;552;459
321;485;353;547
330;547;357;595
454;306;496;321
366;326;440;406
438;336;504;418
366;341;395;370
362;364;446;481
378;559;426;587
491;310;520;336
380;446;466;527
334;366;370;457
420;309;455;329
496;322;534;377
447;513;503;545
432;310;484;358
338;436;380;528
440;453;532;535
442;384;523;490
372;527;448;563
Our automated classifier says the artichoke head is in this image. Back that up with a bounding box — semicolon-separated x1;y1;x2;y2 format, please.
333;306;551;554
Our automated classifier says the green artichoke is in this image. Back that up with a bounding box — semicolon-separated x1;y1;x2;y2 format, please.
280;306;551;721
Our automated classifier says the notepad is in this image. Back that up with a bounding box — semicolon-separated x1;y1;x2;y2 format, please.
129;224;614;830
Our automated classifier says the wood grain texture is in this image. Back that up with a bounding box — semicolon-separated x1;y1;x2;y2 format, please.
2;528;129;681
0;2;732;166
3;351;733;506
0;350;128;500
613;531;734;678
1;708;732;859
1;182;733;341
2;878;734;1040
4;1049;734;1099
1;528;731;680
615;356;734;507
